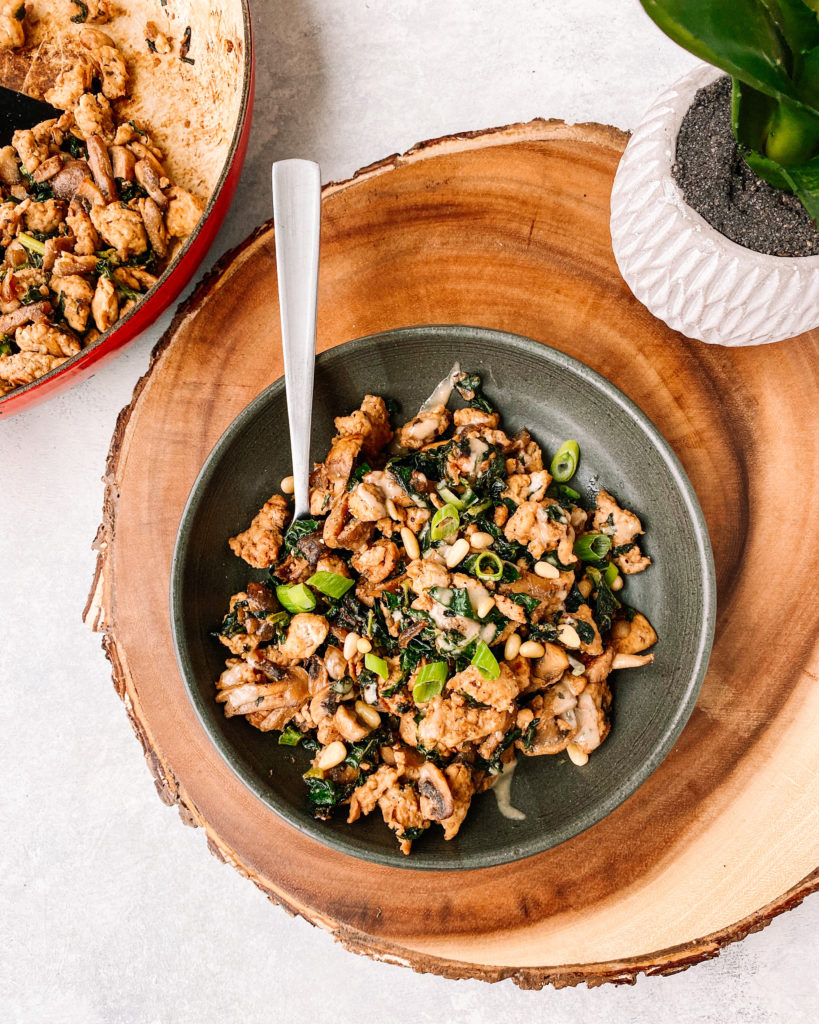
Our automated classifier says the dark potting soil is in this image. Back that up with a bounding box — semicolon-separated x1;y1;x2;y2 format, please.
672;75;819;257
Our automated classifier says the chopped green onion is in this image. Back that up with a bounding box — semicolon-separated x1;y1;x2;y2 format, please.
364;652;389;679
573;533;612;561
275;583;316;613
474;551;503;581
471;640;500;680
461;498;491;519
430;503;460;542
436;483;477;510
550;440;580;482
17;232;46;256
604;562;620;587
412;661;448;703
558;484;581;501
278;725;304;746
306;570;354;599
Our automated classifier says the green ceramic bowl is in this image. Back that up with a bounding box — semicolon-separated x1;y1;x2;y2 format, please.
171;325;715;871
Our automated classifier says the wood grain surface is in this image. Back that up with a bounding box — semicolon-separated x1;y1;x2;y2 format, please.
85;120;819;988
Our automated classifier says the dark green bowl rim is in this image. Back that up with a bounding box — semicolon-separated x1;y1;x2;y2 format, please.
170;324;716;872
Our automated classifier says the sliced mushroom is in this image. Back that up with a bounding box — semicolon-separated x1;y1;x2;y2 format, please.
0;301;52;335
74;177;106;208
333;704;370;742
530;643;570;689
137;196;168;257
308;686;341;725
109;145;135;181
134;158;167;209
32;155;64;183
306;654;329;693
51;160;92;202
0;145;21;185
86;136;118;201
417;761;455;821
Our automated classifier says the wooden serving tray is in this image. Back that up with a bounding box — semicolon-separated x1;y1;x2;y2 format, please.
85;121;819;988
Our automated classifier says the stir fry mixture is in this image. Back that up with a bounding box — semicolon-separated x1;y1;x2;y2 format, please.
215;371;658;854
0;6;204;395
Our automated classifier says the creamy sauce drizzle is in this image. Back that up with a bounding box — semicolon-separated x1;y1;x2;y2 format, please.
419;362;461;412
491;757;526;821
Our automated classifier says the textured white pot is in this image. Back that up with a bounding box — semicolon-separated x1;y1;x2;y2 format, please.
610;63;819;347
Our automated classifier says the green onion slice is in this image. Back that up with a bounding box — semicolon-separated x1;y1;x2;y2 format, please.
558;483;581;501
474;551;503;581
436;483;475;510
278;724;304;746
573;533;612;561
471;640;500;680
550;440;580;482
18;232;46;256
306;570;354;599
430;503;460;542
604;562;620;587
364;652;389;679
412;661;448;703
276;583;316;614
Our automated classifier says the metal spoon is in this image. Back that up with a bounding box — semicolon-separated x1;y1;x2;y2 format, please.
271;159;321;521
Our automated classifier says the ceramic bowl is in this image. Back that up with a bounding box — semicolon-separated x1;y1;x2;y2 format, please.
171;325;715;870
0;0;254;417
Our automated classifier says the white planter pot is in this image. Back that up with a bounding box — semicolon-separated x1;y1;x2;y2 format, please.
610;63;819;347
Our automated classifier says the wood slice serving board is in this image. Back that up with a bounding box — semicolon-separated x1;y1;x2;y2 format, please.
85;120;819;988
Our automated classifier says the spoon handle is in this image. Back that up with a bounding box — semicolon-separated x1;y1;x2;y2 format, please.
271;159;321;520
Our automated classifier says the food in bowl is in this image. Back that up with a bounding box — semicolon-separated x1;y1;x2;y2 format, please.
213;370;658;854
0;5;205;395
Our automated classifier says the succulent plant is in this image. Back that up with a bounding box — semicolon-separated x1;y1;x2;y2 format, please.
641;0;819;220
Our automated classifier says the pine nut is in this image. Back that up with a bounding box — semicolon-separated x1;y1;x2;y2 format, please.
280;475;295;494
386;498;402;521
566;742;588;766
355;700;381;729
558;624;581;649
533;560;560;579
504;633;521;660
401;526;420;560
317;740;347;771
343;632;359;660
611;575;624;592
476;595;495;619
578;578;593;598
445;537;470;568
519;640;545;659
356;636;372;654
470;531;494;550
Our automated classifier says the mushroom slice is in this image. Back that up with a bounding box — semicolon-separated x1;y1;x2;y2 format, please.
417;761;455;821
134;158;168;209
109;145;135;182
52;160;92;202
75;177;107;208
333;704;370;742
137;196;168;257
86;136;118;201
32;155;64;183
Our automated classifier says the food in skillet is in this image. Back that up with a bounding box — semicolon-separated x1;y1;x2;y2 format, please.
0;6;204;395
215;370;658;854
